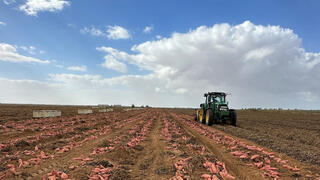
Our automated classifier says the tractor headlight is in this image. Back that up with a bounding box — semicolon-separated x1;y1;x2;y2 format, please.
219;106;228;111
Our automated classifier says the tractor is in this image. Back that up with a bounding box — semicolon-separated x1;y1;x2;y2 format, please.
195;92;237;126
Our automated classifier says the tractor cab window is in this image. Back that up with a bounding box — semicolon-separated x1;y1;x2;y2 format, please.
212;95;226;103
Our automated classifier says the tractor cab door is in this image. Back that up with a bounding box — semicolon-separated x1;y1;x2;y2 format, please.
207;94;211;108
204;94;208;109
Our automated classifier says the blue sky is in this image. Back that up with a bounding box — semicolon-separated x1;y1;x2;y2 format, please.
0;0;320;108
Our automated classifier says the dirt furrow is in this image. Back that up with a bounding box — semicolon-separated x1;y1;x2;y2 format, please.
170;113;262;179
4;111;147;179
172;111;320;179
128;112;174;179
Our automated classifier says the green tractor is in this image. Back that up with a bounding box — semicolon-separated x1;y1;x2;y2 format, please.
195;92;236;126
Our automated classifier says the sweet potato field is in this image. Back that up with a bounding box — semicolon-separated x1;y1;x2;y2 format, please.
0;105;319;179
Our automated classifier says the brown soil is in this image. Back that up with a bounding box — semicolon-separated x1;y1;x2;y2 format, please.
0;105;319;179
209;110;320;167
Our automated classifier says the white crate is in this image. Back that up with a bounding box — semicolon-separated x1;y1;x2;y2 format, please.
33;110;61;118
78;109;93;114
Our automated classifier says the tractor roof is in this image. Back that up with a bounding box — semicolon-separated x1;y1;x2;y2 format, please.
208;92;226;95
204;92;226;97
208;92;225;94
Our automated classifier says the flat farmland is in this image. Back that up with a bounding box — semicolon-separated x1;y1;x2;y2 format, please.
212;110;320;167
0;105;319;180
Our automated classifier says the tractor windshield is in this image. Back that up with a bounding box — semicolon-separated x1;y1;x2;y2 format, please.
212;95;225;103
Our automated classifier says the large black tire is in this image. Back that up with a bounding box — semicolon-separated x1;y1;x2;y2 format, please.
205;109;214;126
222;118;226;124
229;109;237;126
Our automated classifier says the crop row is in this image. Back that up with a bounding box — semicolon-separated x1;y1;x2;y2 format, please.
161;113;235;180
171;113;314;179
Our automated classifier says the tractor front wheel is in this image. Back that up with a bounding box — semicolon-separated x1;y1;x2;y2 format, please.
205;109;214;126
229;109;237;126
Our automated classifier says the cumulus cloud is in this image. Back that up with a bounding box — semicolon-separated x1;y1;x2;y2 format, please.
67;65;87;72
1;21;320;108
143;25;153;33
106;25;130;40
0;43;50;64
19;0;70;16
95;21;320;108
101;55;127;73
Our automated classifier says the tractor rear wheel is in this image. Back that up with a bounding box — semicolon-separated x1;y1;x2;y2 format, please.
229;109;237;126
199;108;205;124
205;109;214;126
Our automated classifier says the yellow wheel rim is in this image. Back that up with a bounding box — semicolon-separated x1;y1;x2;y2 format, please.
199;109;203;121
206;112;209;124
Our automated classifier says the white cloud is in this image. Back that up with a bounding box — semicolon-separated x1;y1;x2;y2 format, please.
80;27;106;37
80;25;131;40
106;25;130;40
95;21;320;108
0;74;157;105
20;45;37;54
19;0;70;16
0;21;6;26
0;43;50;64
1;21;320;109
67;65;87;72
143;25;153;33
156;35;162;39
101;55;127;73
3;0;15;5
0;77;64;104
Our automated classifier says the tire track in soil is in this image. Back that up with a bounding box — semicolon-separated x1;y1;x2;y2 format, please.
169;111;264;180
8;111;147;180
127;112;175;180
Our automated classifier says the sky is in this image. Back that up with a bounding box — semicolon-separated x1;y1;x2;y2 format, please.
0;0;320;109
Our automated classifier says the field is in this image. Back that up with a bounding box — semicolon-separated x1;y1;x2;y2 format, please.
0;104;319;180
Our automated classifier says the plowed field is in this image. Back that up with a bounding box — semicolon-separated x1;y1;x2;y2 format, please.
0;105;319;179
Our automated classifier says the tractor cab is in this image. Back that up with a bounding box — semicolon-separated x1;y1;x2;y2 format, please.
196;92;236;126
204;92;228;110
